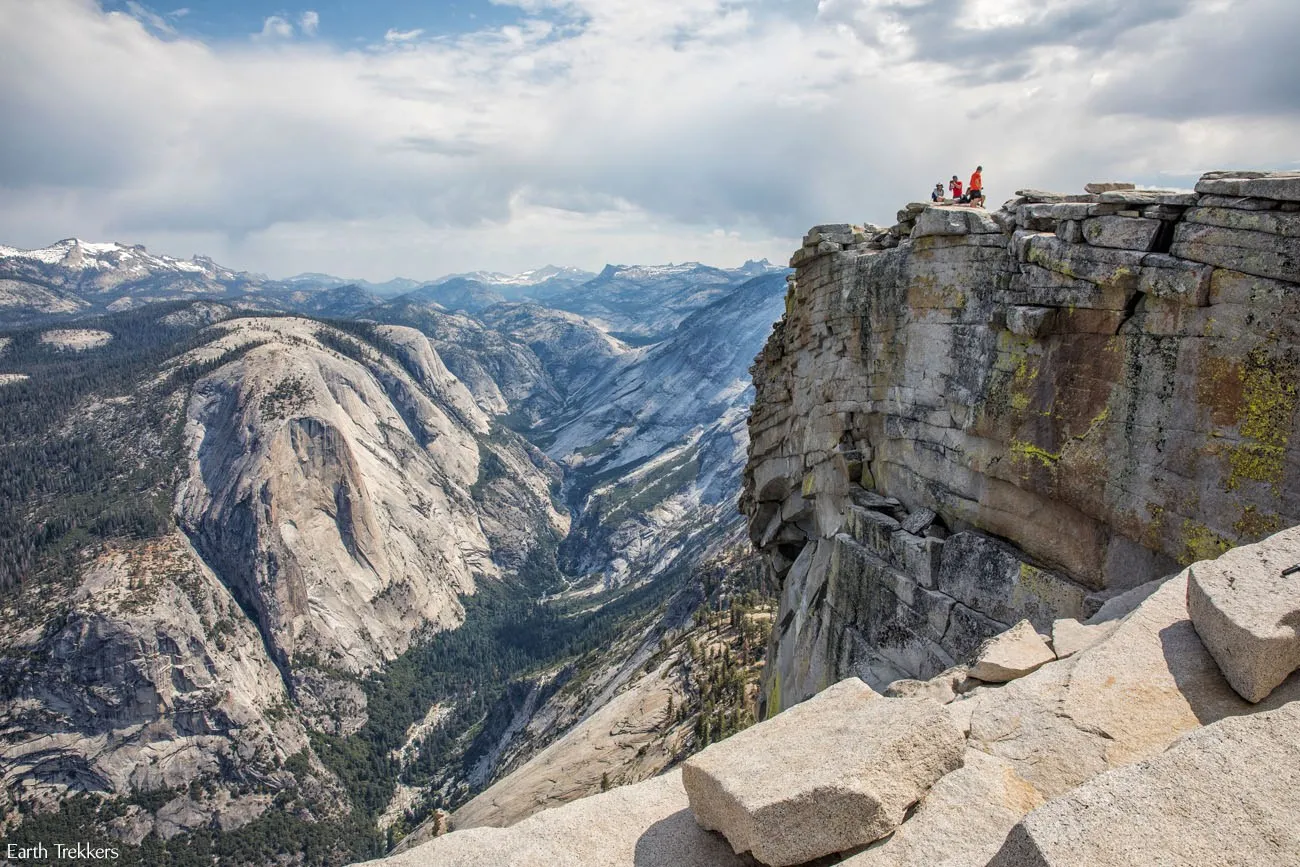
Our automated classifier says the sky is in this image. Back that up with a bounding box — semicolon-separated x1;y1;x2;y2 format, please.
1;0;1297;282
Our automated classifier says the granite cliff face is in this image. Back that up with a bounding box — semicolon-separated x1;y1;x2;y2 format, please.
175;317;566;694
741;171;1300;713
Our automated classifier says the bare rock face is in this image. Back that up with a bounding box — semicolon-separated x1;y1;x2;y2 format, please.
968;620;1056;682
744;171;1300;714
450;657;690;831
844;749;1044;867
1187;525;1300;702
987;703;1300;866
0;534;329;823
359;770;747;867
174;318;565;682
1049;617;1114;660
681;678;964;866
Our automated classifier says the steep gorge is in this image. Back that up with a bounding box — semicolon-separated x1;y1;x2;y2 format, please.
0;261;788;862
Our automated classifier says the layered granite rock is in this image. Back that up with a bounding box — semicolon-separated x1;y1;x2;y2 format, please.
744;172;1300;713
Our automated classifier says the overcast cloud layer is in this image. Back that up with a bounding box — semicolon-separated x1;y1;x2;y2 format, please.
1;0;1297;280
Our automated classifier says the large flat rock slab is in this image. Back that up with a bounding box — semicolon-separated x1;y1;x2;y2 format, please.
682;678;964;866
365;770;747;867
987;703;1300;866
1195;170;1300;202
1187;526;1300;702
965;571;1300;799
843;748;1044;867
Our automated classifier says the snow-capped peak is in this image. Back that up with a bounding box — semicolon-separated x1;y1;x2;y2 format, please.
0;238;214;274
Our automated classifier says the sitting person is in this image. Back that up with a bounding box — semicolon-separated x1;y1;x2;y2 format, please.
949;175;964;201
968;166;985;207
931;182;946;202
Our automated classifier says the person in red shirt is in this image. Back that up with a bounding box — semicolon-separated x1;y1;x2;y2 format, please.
968;166;985;207
948;175;963;200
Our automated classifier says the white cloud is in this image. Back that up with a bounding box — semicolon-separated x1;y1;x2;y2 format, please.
0;0;1297;281
300;10;319;36
255;15;294;40
384;28;426;43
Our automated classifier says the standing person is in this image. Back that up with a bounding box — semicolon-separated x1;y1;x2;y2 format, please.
931;182;946;202
968;166;985;207
949;174;963;201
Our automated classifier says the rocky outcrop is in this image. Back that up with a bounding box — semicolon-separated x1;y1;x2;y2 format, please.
682;678;964;865
743;172;1300;713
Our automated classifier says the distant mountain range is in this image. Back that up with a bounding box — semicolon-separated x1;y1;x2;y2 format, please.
0;238;783;331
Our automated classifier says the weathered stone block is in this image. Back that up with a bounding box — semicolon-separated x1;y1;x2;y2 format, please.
682;679;965;867
1050;617;1114;659
1084;181;1135;194
1187;526;1300;703
1196;194;1279;211
1015;190;1096;203
968;620;1056;682
843;749;1045;867
1080;215;1163;251
1025;234;1147;290
1140;203;1188;220
846;506;901;552
1184;205;1300;237
1006;305;1059;337
1194;170;1300;202
1171;222;1300;284
1097;189;1198;206
1137;253;1212;306
888;528;943;588
906;208;980;238
1055;219;1084;244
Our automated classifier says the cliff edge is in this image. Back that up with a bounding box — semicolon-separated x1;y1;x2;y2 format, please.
742;171;1300;713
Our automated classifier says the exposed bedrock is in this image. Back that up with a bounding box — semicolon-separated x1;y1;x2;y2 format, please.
743;172;1300;713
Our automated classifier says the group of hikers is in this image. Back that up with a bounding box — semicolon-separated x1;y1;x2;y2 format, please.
931;166;985;207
